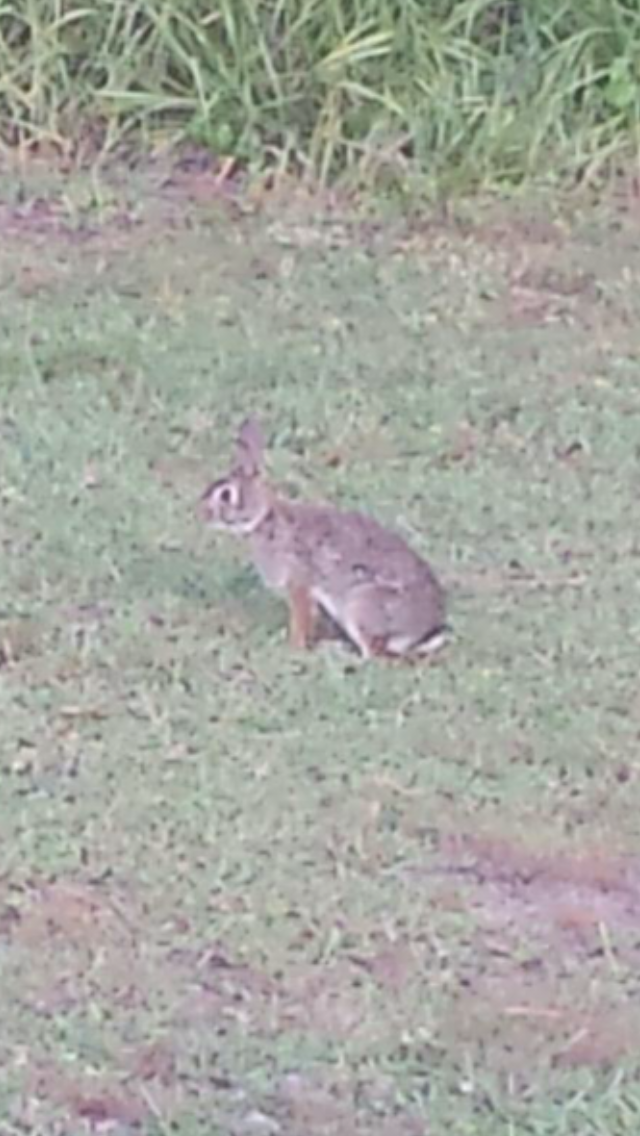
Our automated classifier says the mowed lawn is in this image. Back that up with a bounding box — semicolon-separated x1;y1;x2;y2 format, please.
1;163;640;1134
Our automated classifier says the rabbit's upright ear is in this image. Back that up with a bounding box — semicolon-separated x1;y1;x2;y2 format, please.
234;416;266;475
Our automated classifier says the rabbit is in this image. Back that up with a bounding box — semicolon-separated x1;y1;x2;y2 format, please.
201;418;448;660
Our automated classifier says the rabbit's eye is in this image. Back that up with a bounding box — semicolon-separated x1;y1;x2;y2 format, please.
217;484;237;507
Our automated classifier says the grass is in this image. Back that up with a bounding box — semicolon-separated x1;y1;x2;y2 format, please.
1;0;640;192
1;161;640;1132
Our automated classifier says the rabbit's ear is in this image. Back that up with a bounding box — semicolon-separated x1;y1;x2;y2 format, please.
234;416;265;475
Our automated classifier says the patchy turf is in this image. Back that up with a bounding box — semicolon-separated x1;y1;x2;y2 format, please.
2;155;640;1135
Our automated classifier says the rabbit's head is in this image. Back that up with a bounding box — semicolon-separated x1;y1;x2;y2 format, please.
201;418;273;534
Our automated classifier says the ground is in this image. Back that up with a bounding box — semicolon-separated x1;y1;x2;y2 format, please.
1;152;640;1135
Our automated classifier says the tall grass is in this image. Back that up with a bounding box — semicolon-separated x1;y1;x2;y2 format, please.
1;0;639;191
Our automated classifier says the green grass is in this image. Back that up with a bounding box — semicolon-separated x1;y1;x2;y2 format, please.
1;167;640;1133
1;0;640;191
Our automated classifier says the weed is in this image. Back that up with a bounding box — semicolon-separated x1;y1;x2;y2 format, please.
1;1;640;191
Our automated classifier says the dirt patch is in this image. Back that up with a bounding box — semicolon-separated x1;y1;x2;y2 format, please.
5;877;136;949
444;975;640;1074
410;830;640;1072
26;1060;150;1128
180;939;416;1046
274;1069;425;1136
435;830;640;943
0;875;153;1021
503;266;599;328
441;830;640;888
0;148;355;253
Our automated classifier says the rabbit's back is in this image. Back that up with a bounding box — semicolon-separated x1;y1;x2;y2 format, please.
251;499;441;596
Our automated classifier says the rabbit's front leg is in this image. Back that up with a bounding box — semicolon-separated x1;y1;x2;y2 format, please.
286;582;317;650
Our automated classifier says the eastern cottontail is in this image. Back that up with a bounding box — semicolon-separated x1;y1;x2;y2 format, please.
201;418;447;659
